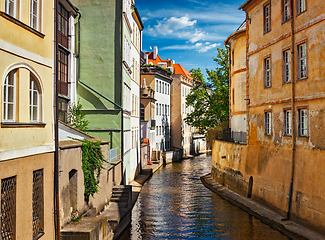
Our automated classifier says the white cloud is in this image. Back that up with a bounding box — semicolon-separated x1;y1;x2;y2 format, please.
161;42;220;53
148;15;197;36
188;30;206;43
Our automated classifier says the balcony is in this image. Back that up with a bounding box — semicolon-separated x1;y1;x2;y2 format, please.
141;65;172;79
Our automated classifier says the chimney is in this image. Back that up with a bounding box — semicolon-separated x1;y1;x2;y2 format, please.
153;46;158;60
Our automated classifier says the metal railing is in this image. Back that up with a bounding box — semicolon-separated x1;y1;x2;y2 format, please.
108;147;118;163
1;176;16;240
215;131;247;145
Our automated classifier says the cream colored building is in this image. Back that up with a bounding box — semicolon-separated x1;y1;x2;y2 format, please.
0;0;55;238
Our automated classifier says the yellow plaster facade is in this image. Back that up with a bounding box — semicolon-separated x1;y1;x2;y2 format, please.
212;0;325;233
0;0;55;238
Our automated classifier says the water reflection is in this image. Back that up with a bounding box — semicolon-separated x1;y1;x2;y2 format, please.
122;154;290;240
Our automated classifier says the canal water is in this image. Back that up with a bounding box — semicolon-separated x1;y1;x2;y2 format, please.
121;154;290;240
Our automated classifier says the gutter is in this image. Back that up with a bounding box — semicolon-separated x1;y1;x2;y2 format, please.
287;0;296;220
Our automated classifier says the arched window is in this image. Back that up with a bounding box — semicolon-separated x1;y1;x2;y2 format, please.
30;75;40;122
140;103;145;121
3;70;17;122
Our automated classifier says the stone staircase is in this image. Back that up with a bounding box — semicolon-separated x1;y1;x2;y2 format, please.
110;185;132;208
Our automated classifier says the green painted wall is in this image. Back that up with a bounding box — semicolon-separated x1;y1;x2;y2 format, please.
71;0;123;154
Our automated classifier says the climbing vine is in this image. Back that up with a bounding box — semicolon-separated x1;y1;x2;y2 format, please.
73;138;107;201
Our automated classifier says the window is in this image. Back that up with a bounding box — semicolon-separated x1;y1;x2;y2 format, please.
283;0;290;22
159;81;161;93
165;83;167;94
58;99;67;122
1;176;16;240
156;126;158;136
264;3;271;33
159;126;161;135
58;4;69;48
159;104;161;115
58;50;69;96
3;70;16;122
30;0;39;30
182;87;184;96
30;76;40;122
33;169;44;239
299;108;308;136
283;50;291;83
156;80;158;92
140;103;145;120
5;0;17;18
284;110;292;135
232;50;234;66
298;43;307;79
156;103;158;116
265;111;272;135
297;0;306;14
264;57;271;87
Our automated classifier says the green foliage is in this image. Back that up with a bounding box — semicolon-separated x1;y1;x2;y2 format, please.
141;64;172;74
185;48;229;134
67;101;89;132
73;138;107;201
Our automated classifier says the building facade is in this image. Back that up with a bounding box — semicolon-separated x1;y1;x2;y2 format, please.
212;0;325;233
0;0;55;238
171;64;195;156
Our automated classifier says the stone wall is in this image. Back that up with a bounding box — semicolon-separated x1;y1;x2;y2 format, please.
59;139;122;227
211;139;325;233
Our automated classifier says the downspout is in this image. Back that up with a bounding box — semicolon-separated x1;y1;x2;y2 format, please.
54;0;60;237
76;10;124;185
287;0;296;220
120;0;124;185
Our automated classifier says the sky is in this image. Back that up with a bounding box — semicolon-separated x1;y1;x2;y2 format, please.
136;0;246;75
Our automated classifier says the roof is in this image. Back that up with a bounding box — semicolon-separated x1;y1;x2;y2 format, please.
224;21;246;45
239;0;252;10
173;64;193;80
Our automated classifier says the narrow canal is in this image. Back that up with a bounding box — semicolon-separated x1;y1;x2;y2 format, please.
121;154;290;240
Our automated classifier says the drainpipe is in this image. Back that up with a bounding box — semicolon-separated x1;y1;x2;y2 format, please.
54;0;60;237
76;9;124;185
287;0;296;220
120;0;124;185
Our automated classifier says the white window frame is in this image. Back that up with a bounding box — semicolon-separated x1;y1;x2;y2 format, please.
265;111;272;135
264;4;270;33
284;110;292;135
299;109;308;136
30;76;40;122
30;0;39;30
297;0;306;14
283;50;291;83
283;0;290;22
264;57;271;87
5;0;16;18
298;43;307;79
3;70;16;122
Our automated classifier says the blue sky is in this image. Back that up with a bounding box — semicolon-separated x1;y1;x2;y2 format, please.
136;0;246;74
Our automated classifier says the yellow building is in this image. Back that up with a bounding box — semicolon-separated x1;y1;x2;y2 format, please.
0;0;55;238
212;0;325;233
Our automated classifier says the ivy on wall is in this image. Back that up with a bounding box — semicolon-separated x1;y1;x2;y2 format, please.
73;138;107;201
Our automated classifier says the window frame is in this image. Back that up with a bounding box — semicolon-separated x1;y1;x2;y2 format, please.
296;0;306;15
282;0;291;23
283;48;291;83
284;108;292;136
5;0;17;18
3;70;17;122
30;0;39;30
263;1;271;34
297;41;308;80
264;55;271;88
264;110;272;135
298;107;308;137
30;75;40;123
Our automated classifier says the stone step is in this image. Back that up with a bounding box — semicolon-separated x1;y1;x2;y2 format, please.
110;196;129;202
111;193;129;198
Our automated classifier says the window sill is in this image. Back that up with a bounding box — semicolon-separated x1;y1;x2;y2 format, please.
296;10;307;17
282;19;291;25
0;11;45;38
263;30;271;35
297;135;309;138
282;81;291;85
283;134;292;137
264;85;272;89
297;77;308;81
1;122;46;128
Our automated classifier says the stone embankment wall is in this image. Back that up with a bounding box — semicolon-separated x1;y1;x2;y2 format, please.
59;139;122;227
211;140;325;233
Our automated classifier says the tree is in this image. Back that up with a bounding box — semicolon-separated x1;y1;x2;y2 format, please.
67;101;89;132
184;48;229;134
